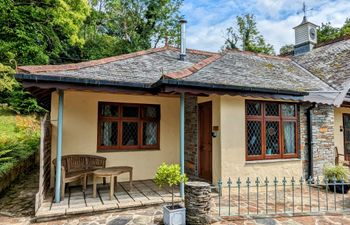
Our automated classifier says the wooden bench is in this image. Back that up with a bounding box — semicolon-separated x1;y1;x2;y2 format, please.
53;154;106;200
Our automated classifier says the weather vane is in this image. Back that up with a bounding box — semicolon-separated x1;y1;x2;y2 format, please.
297;1;313;18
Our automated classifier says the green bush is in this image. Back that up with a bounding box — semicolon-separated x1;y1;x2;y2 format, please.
324;165;349;181
154;163;188;209
0;111;40;177
0;161;15;177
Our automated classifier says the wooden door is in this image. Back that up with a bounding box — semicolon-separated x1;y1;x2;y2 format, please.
343;114;350;161
199;101;212;182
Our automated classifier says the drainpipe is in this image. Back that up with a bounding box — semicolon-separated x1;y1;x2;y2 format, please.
306;103;316;179
55;90;64;203
179;19;187;61
180;93;185;198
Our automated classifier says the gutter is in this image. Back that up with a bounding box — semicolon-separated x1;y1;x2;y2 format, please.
14;73;151;89
15;73;308;97
155;78;308;96
306;103;316;178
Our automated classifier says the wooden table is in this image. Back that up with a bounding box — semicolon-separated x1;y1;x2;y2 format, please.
92;166;133;200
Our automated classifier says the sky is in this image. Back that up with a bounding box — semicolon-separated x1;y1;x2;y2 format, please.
180;0;350;53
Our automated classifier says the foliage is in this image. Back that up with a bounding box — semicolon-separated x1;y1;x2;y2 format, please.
279;44;294;55
154;163;187;209
317;18;350;44
223;14;275;55
0;64;46;115
317;22;341;43
0;149;13;163
77;0;183;60
324;165;349;181
0;0;90;65
340;18;350;37
0;110;40;177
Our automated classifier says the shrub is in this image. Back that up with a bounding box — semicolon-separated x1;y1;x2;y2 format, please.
324;165;349;181
0;111;40;177
0;149;12;162
154;163;188;209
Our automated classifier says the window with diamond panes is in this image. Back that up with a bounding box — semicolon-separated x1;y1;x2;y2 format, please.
247;121;262;156
98;103;160;150
246;101;298;160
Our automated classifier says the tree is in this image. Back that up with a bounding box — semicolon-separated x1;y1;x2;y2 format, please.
223;14;275;55
317;22;341;43
0;63;46;115
317;19;350;44
0;0;90;65
77;0;183;60
279;44;294;55
154;163;187;209
340;18;350;37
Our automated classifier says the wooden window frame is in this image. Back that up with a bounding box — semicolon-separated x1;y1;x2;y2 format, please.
245;101;299;161
97;102;160;151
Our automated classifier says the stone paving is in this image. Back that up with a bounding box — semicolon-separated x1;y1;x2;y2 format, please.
0;167;38;217
1;169;350;224
211;185;350;217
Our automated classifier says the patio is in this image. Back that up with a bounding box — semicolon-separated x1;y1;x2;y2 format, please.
36;180;181;219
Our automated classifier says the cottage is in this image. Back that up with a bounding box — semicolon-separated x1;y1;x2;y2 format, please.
15;17;350;217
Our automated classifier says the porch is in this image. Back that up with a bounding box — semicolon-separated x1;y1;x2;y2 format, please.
36;180;181;219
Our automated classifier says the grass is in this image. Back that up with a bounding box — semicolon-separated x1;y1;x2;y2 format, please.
0;108;40;177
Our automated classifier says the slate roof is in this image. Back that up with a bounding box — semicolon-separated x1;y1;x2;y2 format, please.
293;38;350;91
182;50;333;92
17;47;217;85
16;39;350;105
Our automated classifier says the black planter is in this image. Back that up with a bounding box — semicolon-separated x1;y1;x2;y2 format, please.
327;181;350;194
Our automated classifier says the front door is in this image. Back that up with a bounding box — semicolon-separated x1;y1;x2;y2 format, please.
343;114;350;161
198;101;212;182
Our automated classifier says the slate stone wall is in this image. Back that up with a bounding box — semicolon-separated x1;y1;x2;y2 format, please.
185;182;211;225
299;105;309;178
300;104;335;178
184;95;198;177
311;105;335;177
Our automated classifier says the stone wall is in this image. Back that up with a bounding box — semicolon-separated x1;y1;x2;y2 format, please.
185;182;211;225
184;95;198;177
299;105;309;178
311;105;335;177
300;104;335;178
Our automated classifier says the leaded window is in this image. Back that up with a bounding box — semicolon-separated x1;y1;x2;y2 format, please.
98;102;160;151
246;101;298;160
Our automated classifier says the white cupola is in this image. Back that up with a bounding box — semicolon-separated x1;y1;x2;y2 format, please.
293;16;318;55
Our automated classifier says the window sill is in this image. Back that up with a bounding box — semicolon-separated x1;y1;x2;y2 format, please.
97;148;160;153
245;158;300;164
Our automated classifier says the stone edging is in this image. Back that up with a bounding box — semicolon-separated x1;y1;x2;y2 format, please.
0;153;37;194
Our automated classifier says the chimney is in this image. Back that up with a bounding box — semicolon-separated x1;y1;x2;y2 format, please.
179;19;187;61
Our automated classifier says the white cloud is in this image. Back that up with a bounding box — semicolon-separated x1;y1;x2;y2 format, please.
182;0;350;53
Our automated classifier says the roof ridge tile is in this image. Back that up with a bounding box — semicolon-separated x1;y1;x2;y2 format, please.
164;54;221;79
225;48;291;61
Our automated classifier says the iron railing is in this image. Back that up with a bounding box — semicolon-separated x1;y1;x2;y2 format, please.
213;177;350;217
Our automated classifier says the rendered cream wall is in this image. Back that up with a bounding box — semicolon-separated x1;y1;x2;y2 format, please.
219;96;302;182
50;90;180;186
334;107;350;156
198;95;221;184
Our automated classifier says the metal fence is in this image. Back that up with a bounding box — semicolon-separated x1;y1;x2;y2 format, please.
213;177;350;217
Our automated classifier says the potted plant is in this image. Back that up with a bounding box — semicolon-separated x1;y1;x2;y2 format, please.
324;165;350;194
154;163;188;225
